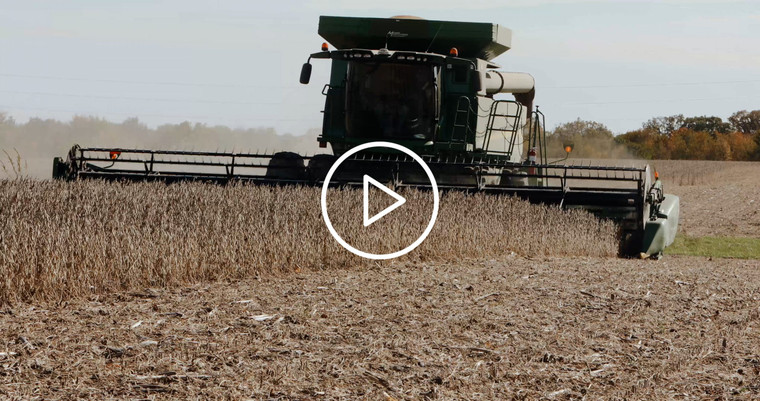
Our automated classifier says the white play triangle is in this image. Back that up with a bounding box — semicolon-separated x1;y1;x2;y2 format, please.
363;175;406;227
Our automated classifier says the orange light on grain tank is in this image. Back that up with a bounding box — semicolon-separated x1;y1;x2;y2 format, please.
564;145;573;153
655;171;660;180
109;151;121;160
321;42;329;51
449;47;458;57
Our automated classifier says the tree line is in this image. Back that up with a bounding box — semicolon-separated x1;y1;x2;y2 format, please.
547;110;760;161
2;109;759;179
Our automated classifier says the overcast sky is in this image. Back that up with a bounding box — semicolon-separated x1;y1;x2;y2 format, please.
1;0;758;135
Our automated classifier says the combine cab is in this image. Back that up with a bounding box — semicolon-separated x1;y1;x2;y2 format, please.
53;15;679;258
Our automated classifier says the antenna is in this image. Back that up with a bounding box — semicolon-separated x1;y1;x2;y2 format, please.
425;23;444;53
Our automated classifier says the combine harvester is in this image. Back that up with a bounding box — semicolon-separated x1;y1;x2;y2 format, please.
52;16;679;258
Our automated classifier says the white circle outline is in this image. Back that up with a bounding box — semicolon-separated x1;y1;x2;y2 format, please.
320;141;439;260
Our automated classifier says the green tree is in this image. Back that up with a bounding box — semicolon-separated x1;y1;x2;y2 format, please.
728;110;760;135
642;114;684;137
643;114;731;137
681;116;732;136
615;128;667;159
552;119;614;141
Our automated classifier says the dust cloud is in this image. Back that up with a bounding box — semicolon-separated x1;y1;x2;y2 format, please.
0;114;323;179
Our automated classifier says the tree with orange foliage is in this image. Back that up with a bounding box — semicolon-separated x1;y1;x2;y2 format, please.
618;113;759;161
725;131;758;160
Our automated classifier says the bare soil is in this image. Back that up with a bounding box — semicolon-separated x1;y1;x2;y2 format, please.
663;162;760;238
572;159;760;238
2;255;759;400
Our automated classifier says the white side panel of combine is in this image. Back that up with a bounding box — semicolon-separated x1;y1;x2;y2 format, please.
475;97;525;163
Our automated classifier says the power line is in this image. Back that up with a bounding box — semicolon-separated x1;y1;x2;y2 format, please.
6;88;754;108
0;104;320;123
0;72;290;89
0;89;286;105
8;71;757;91
545;79;760;89
560;93;760;106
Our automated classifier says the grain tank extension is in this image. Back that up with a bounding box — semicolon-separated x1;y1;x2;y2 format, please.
52;15;679;258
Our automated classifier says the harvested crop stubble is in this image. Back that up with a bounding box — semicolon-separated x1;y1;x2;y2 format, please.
650;159;757;187
0;180;617;304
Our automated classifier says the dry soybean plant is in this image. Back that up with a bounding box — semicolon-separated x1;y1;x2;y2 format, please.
0;149;27;179
0;180;617;304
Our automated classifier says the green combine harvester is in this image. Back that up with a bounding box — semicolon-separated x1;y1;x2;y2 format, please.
52;15;679;258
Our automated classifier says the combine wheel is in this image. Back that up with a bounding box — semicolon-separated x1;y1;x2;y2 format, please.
619;229;643;258
52;144;80;180
265;152;307;181
52;157;69;180
307;154;337;182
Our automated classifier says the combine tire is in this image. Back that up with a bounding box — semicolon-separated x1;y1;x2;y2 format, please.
307;154;337;182
265;152;307;181
619;229;643;258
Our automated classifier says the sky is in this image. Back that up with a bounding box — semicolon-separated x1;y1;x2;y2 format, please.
1;0;758;135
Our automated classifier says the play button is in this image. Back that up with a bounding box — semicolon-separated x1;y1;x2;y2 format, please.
363;175;406;227
320;141;439;260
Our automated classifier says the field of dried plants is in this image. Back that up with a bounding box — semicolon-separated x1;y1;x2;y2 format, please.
0;180;616;305
1;160;759;400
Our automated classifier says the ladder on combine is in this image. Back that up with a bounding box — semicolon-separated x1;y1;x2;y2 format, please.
480;100;523;158
450;96;473;147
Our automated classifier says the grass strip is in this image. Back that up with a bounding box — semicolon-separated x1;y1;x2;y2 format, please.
666;235;760;259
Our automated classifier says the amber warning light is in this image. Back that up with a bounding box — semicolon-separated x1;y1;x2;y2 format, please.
449;47;458;57
109;151;121;160
321;42;329;51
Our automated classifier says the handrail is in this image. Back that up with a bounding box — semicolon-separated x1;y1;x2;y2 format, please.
483;100;522;157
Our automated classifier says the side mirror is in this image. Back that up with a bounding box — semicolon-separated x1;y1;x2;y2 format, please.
299;63;312;84
471;70;482;92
